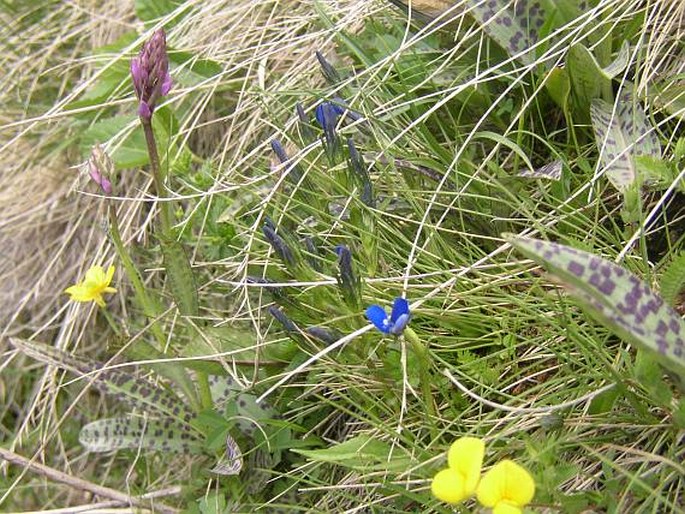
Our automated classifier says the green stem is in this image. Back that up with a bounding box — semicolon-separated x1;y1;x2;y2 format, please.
108;205;165;346
141;118;173;236
403;327;438;438
99;306;121;336
108;203;200;411
196;371;213;411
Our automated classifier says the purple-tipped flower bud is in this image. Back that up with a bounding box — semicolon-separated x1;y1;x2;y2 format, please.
131;29;172;121
347;138;374;207
88;144;114;195
315;50;341;84
306;326;340;345
315;102;341;162
271;139;304;184
268;306;298;332
335;245;361;310
263;224;298;269
296;103;314;141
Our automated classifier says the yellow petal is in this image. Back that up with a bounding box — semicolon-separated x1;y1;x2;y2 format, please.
84;265;106;285
477;460;535;508
105;265;115;285
493;502;523;514
431;468;469;504
104;287;117;294
447;436;485;493
93;295;106;308
65;284;95;302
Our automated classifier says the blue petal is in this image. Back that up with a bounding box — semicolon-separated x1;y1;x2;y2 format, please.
390;297;410;324
389;313;410;335
365;305;390;334
315;103;326;128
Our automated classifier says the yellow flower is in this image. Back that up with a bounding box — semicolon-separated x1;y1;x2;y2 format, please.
476;459;535;514
431;437;485;504
65;265;116;307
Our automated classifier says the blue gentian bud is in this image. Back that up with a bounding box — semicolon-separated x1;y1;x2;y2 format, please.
304;237;322;272
268;306;298;332
347;138;374;207
315;102;341;162
263;224;297;269
315;50;341;84
270;139;304;184
335;245;361;310
306;326;340;345
296;103;314;141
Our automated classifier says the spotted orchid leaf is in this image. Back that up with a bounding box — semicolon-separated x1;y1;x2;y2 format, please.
208;374;276;437
508;237;685;378
590;90;661;192
79;416;203;453
466;0;546;66
209;434;244;475
517;159;563;180
11;339;195;428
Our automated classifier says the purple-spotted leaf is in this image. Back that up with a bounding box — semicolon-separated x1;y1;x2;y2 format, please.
518;159;563;180
11;339;196;429
591;90;661;191
508;236;685;377
79;416;203;453
209;434;243;475
208;374;276;437
466;0;546;66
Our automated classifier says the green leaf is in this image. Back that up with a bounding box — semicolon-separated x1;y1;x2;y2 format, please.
546;66;571;110
160;238;199;316
11;339;196;427
567;44;606;111
292;435;412;472
507;237;685;379
80;116;148;168
660;252;685;307
79;416;203;453
134;0;184;22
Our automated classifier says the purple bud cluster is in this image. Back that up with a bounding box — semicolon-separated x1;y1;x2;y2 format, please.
130;29;172;120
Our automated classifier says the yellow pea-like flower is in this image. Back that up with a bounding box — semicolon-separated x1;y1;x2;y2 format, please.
447;436;485;493
431;436;485;504
476;459;536;514
65;265;117;308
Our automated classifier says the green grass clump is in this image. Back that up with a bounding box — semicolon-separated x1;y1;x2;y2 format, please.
1;0;685;512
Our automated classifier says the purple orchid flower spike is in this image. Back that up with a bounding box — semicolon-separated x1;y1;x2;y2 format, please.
130;28;172;120
366;297;411;335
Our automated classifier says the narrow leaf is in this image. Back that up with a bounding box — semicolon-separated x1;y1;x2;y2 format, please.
508;237;685;377
79;416;202;453
161;238;199;316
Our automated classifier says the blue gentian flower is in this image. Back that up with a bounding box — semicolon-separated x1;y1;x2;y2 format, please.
365;297;411;335
315;101;346;129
